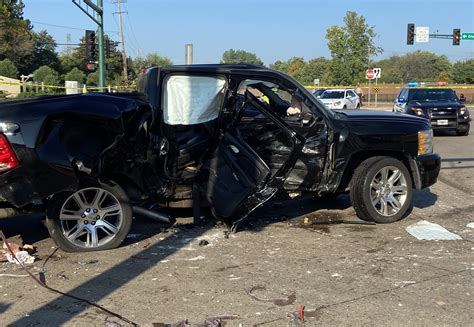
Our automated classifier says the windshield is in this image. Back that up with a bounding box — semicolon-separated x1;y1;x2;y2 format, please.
321;91;344;99
409;89;458;102
312;89;326;97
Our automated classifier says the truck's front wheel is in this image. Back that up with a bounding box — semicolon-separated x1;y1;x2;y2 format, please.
350;157;413;223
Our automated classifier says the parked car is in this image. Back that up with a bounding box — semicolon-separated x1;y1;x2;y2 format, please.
319;89;361;110
311;88;327;98
0;64;440;252
393;87;470;136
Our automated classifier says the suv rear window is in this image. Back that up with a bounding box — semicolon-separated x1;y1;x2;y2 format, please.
408;89;458;102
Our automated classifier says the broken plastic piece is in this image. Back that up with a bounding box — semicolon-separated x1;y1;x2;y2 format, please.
7;250;35;264
78;259;99;265
406;220;462;241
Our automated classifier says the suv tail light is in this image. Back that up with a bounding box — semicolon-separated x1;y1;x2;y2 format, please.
0;134;19;172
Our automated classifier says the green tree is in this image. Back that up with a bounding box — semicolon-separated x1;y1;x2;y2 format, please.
24;30;60;73
132;53;173;73
0;58;19;78
452;59;474;84
294;57;329;85
33;65;59;86
269;60;290;73
221;49;263;65
326;11;382;85
87;71;100;86
0;0;34;72
374;51;452;83
59;54;82;75
65;67;84;85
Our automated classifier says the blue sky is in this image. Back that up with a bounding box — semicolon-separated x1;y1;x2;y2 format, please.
23;0;473;65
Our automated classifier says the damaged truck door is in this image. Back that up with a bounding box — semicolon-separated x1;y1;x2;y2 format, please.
158;73;305;232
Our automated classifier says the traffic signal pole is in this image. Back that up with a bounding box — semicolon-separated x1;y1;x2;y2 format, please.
72;0;106;91
97;0;105;90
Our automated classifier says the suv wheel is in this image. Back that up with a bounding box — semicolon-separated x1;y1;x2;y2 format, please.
456;126;469;136
46;179;132;252
350;157;413;223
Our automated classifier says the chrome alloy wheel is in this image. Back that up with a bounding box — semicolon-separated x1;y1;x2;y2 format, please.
59;187;123;248
370;166;408;217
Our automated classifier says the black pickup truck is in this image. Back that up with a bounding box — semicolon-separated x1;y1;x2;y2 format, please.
0;65;440;251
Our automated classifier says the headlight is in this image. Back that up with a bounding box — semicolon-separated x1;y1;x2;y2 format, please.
334;101;342;106
459;106;466;116
418;130;433;156
412;107;424;116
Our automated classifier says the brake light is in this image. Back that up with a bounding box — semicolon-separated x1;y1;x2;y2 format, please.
0;134;19;172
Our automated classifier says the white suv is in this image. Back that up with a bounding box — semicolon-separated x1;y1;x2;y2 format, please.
318;89;361;110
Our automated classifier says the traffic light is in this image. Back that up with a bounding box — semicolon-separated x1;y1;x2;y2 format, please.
407;23;415;45
453;29;461;46
85;30;96;61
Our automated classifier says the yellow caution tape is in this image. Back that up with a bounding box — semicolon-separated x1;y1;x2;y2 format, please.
0;80;135;91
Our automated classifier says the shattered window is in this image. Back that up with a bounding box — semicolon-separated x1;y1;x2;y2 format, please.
163;75;227;125
239;79;312;119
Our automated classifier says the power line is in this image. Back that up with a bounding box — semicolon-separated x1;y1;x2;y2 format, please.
30;20;118;34
122;3;143;56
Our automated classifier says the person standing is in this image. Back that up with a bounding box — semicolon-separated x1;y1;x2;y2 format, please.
355;85;364;106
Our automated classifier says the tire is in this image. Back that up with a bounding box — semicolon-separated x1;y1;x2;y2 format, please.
46;179;132;252
456;127;469;136
350;157;413;223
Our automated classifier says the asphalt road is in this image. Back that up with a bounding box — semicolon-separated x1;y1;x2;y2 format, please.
0;117;473;326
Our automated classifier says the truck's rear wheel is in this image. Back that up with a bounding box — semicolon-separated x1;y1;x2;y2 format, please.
46;179;132;252
350;157;412;223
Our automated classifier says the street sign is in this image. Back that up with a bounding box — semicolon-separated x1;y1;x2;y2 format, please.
373;68;382;79
366;69;375;79
461;32;474;40
416;26;430;43
313;78;320;86
373;86;380;93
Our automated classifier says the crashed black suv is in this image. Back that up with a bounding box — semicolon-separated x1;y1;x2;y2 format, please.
0;65;440;252
393;87;470;136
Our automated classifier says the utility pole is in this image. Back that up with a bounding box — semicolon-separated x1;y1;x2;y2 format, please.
114;0;128;83
97;0;105;89
72;0;105;91
185;44;193;64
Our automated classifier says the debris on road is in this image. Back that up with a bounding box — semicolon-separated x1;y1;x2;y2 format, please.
78;259;99;265
152;314;240;327
406;220;462;240
247;285;296;306
126;233;142;239
7;250;35;265
2;242;36;264
198;240;209;247
436;300;446;306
